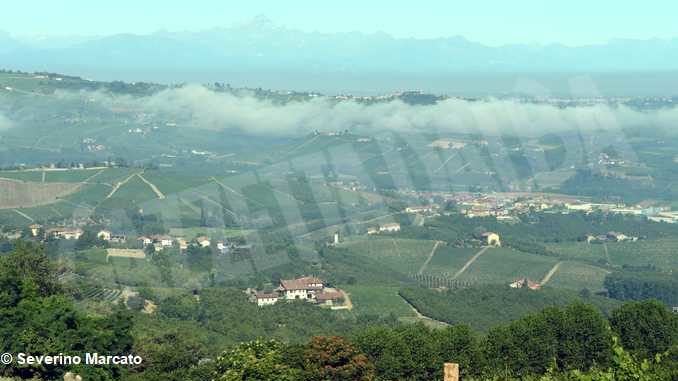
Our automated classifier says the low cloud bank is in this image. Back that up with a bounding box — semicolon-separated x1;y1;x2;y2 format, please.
62;85;678;137
0;113;12;130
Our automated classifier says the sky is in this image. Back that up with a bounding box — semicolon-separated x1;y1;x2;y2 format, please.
2;0;678;46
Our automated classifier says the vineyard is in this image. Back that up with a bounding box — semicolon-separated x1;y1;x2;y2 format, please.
79;285;123;302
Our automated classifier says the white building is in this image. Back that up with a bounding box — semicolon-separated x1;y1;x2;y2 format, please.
253;292;279;307
196;236;211;248
48;228;83;240
278;276;324;300
379;223;401;233
97;230;112;241
152;235;174;247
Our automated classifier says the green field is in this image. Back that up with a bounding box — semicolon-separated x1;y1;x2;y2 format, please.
547;239;678;271
168;227;253;239
456;247;559;284
336;236;438;275
546;261;609;291
606;239;678;270
45;169;102;183
424;246;480;277
400;285;621;332
545;242;608;262
0;170;44;182
108;175;159;203
344;285;417;319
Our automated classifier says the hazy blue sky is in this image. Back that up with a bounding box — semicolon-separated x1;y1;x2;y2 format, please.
3;0;677;46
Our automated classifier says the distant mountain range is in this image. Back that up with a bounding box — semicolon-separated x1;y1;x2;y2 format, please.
2;16;678;95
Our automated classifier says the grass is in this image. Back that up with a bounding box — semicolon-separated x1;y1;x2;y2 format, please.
140;170;209;195
424;246;480;277
400;285;621;332
45;169;103;183
336;236;438;275
605;238;678;271
344;285;417;319
108;175;159;203
545;242;608;263
0;170;44;182
546;261;610;291
456;247;560;284
168;227;253;239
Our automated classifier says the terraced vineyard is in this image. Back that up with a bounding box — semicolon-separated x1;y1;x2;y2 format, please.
80;285;123;302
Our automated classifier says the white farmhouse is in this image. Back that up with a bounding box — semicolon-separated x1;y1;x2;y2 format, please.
278;276;324;300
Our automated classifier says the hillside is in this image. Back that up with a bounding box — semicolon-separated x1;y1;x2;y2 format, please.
399;285;621;332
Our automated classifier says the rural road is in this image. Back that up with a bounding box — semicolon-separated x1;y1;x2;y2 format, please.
137;173;166;199
400;294;449;327
452;246;490;280
417;240;443;275
13;209;34;222
105;171;141;199
433;153;458;173
210;176;265;207
540;261;563;285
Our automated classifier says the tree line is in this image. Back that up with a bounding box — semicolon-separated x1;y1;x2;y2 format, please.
1;242;676;380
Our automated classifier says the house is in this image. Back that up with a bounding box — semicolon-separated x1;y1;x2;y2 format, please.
196;236;211;248
248;276;346;308
137;236;152;247
278;276;324;300
177;238;188;251
367;227;379;235
252;292;279;307
152;235;174;247
673;306;678;314
509;278;541;290
379;223;401;233
29;224;42;237
110;234;127;244
315;290;343;306
97;229;112;241
481;232;501;247
607;231;629;242
48;227;83;240
405;205;439;214
217;240;230;254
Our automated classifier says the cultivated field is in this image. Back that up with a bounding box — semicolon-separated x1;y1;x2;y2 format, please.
336;237;439;274
0;178;79;208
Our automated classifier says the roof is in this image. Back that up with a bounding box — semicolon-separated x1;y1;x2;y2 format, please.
48;227;83;234
279;276;324;291
255;292;279;299
381;223;400;228
196;236;210;241
315;291;343;301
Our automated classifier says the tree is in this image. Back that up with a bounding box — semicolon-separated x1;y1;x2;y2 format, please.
610;300;678;359
436;325;482;379
0;240;60;305
304;336;375;381
546;302;613;371
214;339;299;381
127;329;207;381
0;243;132;381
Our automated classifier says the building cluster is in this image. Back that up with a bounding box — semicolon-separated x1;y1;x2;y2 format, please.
509;277;542;290
19;223;250;255
403;190;678;224
246;276;345;308
584;231;639;243
367;222;401;235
